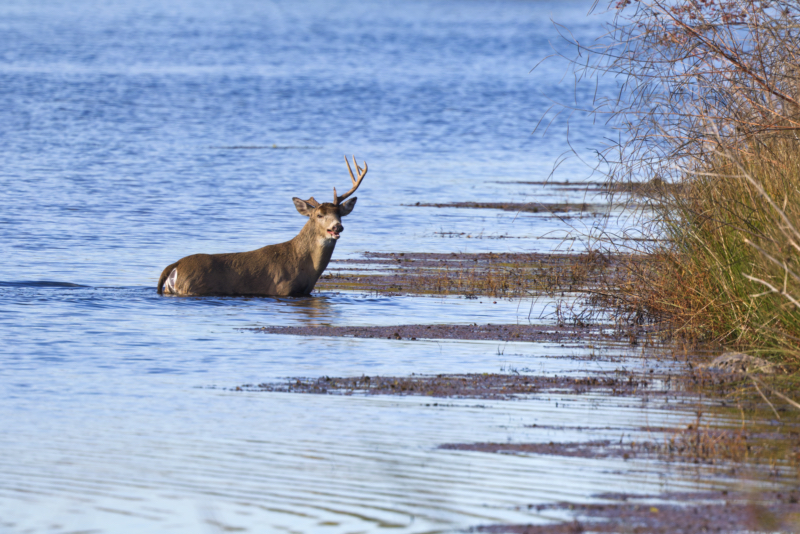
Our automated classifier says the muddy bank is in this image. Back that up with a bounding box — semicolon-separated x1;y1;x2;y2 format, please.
252;323;623;344
474;490;800;533
318;251;627;298
236;372;653;399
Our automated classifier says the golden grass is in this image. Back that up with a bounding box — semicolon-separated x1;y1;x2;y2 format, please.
559;0;800;370
601;140;800;369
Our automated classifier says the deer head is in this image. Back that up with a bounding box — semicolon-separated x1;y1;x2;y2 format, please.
292;155;368;241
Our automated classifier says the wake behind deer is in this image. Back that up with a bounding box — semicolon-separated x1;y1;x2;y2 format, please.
157;156;368;297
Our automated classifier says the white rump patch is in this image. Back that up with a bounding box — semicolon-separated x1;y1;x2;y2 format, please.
166;268;178;294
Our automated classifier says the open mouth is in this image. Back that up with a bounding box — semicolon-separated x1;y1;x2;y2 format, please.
327;230;341;239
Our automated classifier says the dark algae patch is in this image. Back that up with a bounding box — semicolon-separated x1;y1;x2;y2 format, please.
473;490;800;533
236;373;652;399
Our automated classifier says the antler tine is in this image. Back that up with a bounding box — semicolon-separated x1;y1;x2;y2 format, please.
354;155;367;178
336;154;367;205
345;155;357;186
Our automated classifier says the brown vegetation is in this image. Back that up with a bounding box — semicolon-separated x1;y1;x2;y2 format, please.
552;0;800;367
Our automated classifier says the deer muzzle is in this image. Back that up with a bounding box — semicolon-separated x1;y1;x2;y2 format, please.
327;223;343;239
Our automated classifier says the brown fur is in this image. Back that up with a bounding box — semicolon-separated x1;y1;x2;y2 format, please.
158;199;356;297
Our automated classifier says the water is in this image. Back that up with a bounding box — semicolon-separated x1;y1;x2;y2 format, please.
0;1;754;532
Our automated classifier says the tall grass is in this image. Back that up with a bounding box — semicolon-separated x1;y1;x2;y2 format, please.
634;143;800;357
555;0;800;364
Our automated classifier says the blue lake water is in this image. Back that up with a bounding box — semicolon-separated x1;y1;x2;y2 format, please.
0;1;760;532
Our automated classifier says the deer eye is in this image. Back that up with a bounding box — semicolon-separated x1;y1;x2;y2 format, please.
316;214;323;218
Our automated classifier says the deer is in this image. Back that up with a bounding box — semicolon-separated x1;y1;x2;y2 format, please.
157;156;368;297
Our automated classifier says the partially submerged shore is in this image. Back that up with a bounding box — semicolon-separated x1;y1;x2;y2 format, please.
244;247;800;532
236;362;800;533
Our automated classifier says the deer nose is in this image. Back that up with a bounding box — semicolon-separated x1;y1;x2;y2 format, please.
334;223;344;233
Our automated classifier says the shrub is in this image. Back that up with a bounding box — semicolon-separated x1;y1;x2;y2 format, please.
559;0;800;362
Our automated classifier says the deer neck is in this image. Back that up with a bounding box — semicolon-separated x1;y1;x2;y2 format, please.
291;219;337;274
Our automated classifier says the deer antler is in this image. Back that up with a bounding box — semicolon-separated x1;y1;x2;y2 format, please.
303;197;321;208
333;155;368;205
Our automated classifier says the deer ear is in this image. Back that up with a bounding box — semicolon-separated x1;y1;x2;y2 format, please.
338;197;357;217
293;197;315;217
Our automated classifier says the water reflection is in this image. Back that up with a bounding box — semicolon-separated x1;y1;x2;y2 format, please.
277;294;337;324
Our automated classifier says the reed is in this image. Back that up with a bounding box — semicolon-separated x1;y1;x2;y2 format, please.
557;0;800;366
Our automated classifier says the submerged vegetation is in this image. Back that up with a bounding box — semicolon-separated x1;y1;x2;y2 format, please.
556;0;800;366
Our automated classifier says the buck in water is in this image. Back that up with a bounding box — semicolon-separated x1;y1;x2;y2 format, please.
157;156;368;297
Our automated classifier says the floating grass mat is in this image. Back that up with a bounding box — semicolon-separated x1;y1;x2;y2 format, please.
318;251;635;299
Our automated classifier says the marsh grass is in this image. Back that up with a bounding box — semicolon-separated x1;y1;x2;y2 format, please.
552;0;800;370
592;145;800;361
651;145;800;351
